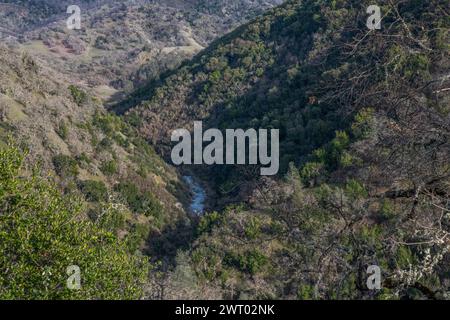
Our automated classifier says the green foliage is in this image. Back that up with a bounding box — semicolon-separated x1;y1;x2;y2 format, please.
68;85;88;106
395;246;415;269
53;154;79;178
75;153;91;167
98;205;126;234
98;137;114;152
336;273;358;299
114;182;163;220
100;160;118;176
352;108;374;139
344;179;368;199
358;225;383;251
298;284;315;300
0;144;149;299
78;180;108;202
379;199;396;220
242;250;268;275
313;130;352;170
224;249;268;275
339;151;354;168
126;222;151;253
244;217;262;240
300;162;323;182
92;111;126;137
197;211;222;235
191;247;220;281
56;122;69;140
300;129;355;183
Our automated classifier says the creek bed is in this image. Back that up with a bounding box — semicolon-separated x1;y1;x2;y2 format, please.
183;175;206;215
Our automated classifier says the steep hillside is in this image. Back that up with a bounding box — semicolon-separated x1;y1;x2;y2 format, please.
128;0;450;299
0;44;191;259
0;0;285;300
1;0;449;301
128;0;449;194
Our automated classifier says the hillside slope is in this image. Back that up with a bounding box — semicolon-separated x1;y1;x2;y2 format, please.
128;0;450;299
0;44;192;257
1;0;281;102
128;0;449;193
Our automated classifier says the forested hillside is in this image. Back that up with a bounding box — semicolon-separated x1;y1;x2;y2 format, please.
1;0;286;300
0;0;449;300
128;0;450;299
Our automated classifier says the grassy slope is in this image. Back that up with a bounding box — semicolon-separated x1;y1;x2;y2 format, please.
0;44;189;254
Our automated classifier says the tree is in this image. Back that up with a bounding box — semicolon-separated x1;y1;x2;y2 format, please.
0;143;150;300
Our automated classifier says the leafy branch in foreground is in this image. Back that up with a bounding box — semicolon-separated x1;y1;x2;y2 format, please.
0;143;150;300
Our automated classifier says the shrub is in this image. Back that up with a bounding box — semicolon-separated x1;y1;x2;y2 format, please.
78;180;108;202
97;203;126;234
197;211;222;235
97;137;114;152
126;222;151;252
352;108;374;139
68;85;88;105
300;161;323;182
380;199;396;220
344;179;367;199
298;284;315;300
100;160;118;176
224;249;268;275
53;154;79;178
56;122;69;140
244;217;262;240
140;191;163;220
114;182;163;219
75;153;91;166
243;250;268;275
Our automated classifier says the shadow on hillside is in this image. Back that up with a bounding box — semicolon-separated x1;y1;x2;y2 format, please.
144;218;197;267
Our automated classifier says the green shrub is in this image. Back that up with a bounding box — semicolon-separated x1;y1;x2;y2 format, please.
97;137;114;152
75;153;91;166
224;249;268;275
68;85;88;105
300;162;323;182
53;154;79;178
380;199;396;220
126;222;151;252
243;250;268;275
197;211;222;235
244;217;262;240
97;204;126;234
396;246;415;269
78;180;108;202
140;191;163;221
56;122;69;140
100;160;118;176
298;284;315;300
352;108;374;139
344;179;367;198
114;182;163;219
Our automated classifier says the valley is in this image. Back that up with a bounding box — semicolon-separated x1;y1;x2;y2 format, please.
1;0;281;103
0;0;449;301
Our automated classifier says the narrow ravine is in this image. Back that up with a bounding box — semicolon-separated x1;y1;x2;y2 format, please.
183;175;206;215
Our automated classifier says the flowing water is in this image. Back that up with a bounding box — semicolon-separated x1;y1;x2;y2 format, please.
183;176;206;215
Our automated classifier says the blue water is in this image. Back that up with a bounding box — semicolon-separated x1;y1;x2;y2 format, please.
183;176;206;215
